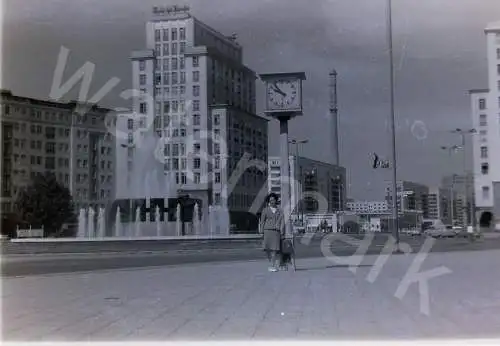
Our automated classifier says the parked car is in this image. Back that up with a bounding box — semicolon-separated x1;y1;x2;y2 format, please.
424;225;459;238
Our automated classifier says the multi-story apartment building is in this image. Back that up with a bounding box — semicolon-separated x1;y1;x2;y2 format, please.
385;180;429;214
424;188;455;223
268;156;346;215
346;201;388;215
124;6;268;221
0;90;115;214
470;21;500;230
440;173;474;225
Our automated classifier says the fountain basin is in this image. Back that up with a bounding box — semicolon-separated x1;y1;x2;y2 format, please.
9;234;260;243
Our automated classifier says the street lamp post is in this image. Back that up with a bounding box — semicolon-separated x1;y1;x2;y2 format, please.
440;145;461;226
289;139;308;223
387;0;400;248
451;128;476;229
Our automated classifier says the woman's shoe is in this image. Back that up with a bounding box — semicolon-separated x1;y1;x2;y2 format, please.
268;266;278;272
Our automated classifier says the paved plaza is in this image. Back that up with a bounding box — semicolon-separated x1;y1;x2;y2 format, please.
3;248;500;341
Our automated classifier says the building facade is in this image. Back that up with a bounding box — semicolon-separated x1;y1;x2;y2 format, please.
0;90;115;214
470;21;500;230
346;201;388;215
268;156;346;215
385;180;429;214
440;173;474;226
125;6;268;226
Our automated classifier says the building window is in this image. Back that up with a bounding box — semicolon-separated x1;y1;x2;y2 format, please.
172;72;178;84
172;57;178;70
139;74;146;85
481;163;489;174
139;103;147;114
163;72;169;85
193;158;201;169
498;64;500;75
193;100;200;111
479;114;487;126
163;58;169;70
193;71;200;82
478;98;486;110
172;100;178;112
192;114;201;125
155;73;162;85
480;146;488;158
171;28;177;40
180;42;186;53
215;172;221;183
163;44;169;56
180;86;186;95
139;60;146;71
214;193;221;205
155;29;161;41
127;119;134;130
214;157;220;169
192;56;199;67
213;114;220;125
193;85;200;97
171;43;178;55
180;57;185;69
193;143;201;153
194;173;200;184
180;72;186;84
193;129;200;139
179;27;186;40
482;186;490;199
155;44;161;56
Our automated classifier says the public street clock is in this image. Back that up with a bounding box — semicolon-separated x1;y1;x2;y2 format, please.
260;72;306;116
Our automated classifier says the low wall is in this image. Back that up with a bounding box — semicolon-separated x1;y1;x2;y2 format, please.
2;234;263;255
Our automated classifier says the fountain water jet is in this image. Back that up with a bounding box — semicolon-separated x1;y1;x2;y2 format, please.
78;208;87;238
176;203;182;236
88;207;95;238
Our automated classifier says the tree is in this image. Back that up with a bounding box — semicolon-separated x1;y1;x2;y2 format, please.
15;172;75;237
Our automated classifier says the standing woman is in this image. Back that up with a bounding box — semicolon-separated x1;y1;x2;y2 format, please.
259;193;285;272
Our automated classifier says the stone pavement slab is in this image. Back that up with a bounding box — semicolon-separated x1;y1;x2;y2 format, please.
3;249;500;341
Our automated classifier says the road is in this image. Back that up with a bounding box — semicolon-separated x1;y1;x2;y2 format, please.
2;233;499;277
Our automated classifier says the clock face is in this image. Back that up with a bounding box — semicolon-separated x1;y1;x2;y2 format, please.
267;79;301;111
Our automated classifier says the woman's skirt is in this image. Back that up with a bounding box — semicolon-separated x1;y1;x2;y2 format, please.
262;229;281;252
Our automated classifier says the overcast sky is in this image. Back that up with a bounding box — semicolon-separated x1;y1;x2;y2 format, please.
2;0;499;200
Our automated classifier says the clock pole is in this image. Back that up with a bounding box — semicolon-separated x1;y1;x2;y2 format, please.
279;115;292;237
259;72;306;238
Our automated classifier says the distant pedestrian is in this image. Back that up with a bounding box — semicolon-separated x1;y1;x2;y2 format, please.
259;193;285;272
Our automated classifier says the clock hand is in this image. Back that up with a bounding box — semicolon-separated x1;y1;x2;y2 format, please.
272;83;286;97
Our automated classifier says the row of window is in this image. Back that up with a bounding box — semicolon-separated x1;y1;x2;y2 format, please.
76;159;112;170
154;42;186;57
138;100;201;114
154;27;186;42
76;174;112;184
75;188;112;200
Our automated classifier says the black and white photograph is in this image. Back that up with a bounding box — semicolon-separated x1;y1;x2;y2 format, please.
1;0;500;341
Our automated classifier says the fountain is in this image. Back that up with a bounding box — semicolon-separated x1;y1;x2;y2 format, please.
135;207;141;237
155;206;161;237
88;207;95;238
176;203;182;236
115;206;122;237
78;208;87;238
97;207;106;238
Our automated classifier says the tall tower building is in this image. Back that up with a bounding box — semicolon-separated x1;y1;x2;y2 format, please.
123;5;268;228
470;21;500;230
